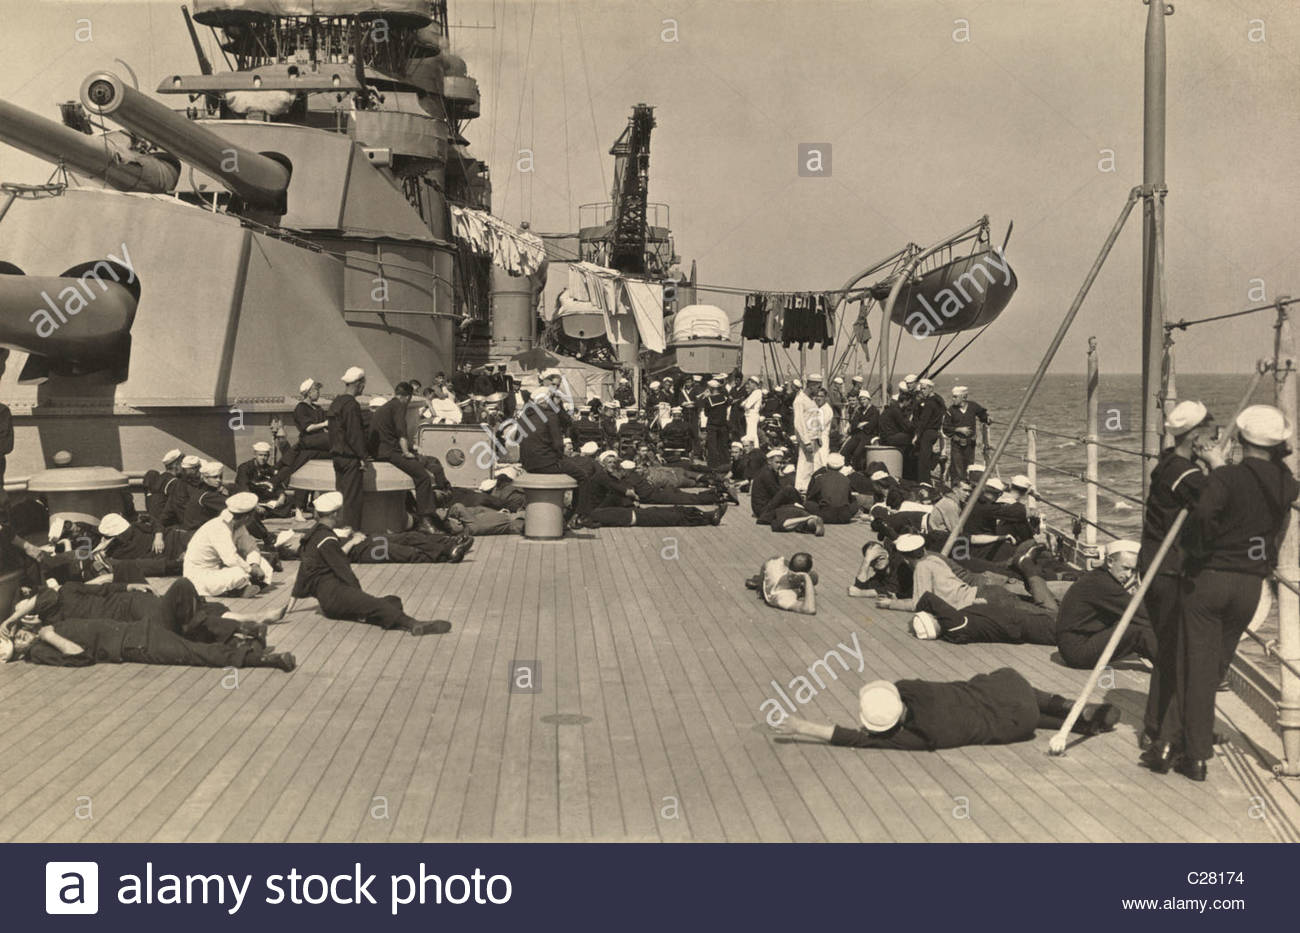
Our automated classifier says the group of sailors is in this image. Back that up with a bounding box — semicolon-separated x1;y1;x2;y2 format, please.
768;399;1297;783
1;359;1295;789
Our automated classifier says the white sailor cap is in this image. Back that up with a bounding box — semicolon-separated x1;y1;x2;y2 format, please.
1010;474;1033;490
858;390;872;399
839;465;855;476
894;533;926;554
1106;539;1141;558
619;377;629;383
670;405;683;414
827;452;845;469
870;468;890;480
781;464;796;475
200;460;223;478
903;373;918;383
649;381;661;389
713;372;726;380
299;377;320;394
858;680;905;732
984;477;1006;493
274;530;299;549
766;447;786;460
910;611;940;640
162;449;182;466
540;368;562;381
851;375;864;383
181;455;200;469
597;449;620;462
832;376;844;385
730;441;744;450
967;463;987;475
98;513;130;538
1238;404;1290;446
1164;400;1210;436
707;380;720;388
225;492;259;515
478;478;497;492
952;385;969;396
314;491;344;514
619;459;637;470
580;441;599;456
368;396;388;410
918;378;934;388
341;366;365;384
898;379;910;392
607;400;621;409
792;379;803;388
806;372;824;382
252;441;271;454
692;375;703;381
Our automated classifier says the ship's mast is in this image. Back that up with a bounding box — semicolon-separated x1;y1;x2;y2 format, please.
1140;0;1170;499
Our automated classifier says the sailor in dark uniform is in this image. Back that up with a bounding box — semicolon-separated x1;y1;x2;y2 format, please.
911;378;947;482
772;670;1119;748
288;491;450;635
95;512;188;578
183;460;235;531
1162;405;1299;781
327;366;369;530
0;397;11;503
586;460;726;527
370;382;441;534
160;455;203;527
236;441;291;516
570;403;604;450
146;449;184;521
614;376;636;409
909;590;1057;646
660;406;694;460
804;453;862;523
943;385;990;485
1137;400;1220;763
877;384;915;478
1055;539;1157;669
702;379;731;468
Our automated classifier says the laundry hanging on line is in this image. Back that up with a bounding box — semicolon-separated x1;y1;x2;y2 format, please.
742;291;835;349
448;206;547;277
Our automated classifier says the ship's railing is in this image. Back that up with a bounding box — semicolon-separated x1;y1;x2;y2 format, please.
984;298;1300;772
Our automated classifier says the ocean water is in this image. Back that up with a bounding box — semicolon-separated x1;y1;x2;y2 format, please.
935;373;1282;539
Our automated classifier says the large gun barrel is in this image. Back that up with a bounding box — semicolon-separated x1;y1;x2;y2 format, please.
79;72;290;213
0;98;179;194
0;259;139;383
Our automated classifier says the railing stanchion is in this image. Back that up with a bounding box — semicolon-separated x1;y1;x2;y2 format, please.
1025;425;1037;491
1272;299;1300;775
1086;338;1100;557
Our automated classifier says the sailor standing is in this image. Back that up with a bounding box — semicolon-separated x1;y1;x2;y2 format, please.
942;385;990;484
793;373;825;493
1164;405;1298;781
1137;400;1219;765
328;366;369;530
911;378;946;482
741;377;764;445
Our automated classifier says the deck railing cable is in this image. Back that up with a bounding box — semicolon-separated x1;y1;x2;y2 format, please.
1019;458;1145;506
1016;422;1156;460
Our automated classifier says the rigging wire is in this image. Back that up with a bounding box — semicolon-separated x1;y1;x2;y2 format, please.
573;7;607;196
499;0;539;217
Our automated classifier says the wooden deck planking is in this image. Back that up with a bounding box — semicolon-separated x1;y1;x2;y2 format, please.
0;499;1285;843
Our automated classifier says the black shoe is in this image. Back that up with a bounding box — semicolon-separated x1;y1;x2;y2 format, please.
240;621;269;645
264;652;296;672
1140;742;1178;774
409;619;452;636
1083;703;1120;735
1138;730;1158;752
711;502;728;525
417;517;440;536
238;584;262;599
1174;757;1208;782
448;537;474;562
1217;677;1231;692
744;574;761;590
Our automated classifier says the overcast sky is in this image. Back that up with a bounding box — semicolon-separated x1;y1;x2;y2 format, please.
3;0;1299;373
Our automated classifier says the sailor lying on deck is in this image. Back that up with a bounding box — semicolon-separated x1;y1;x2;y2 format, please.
744;553;818;615
870;534;1054;617
0;588;295;671
11;577;283;646
286;491;450;636
772;669;1119;750
907;591;1057;646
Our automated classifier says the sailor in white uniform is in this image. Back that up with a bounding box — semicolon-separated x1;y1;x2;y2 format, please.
182;491;275;598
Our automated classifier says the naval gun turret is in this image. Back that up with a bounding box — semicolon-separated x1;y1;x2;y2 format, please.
80;72;292;219
0;98;179;194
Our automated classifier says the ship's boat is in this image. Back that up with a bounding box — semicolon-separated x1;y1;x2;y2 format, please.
651;304;740;376
884;246;1017;336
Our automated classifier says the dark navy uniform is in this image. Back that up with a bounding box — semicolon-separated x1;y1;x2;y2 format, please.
1140;450;1206;743
1176;458;1298;760
942;400;989;483
293;523;417;629
1055;568;1156;669
917;592;1056;645
327;394;368;529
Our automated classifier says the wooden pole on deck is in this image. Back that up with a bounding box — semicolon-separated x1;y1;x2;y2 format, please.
1025;426;1037;492
1085;337;1100;555
1272;300;1300;774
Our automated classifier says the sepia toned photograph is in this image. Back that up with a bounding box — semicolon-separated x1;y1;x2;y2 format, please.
0;0;1298;855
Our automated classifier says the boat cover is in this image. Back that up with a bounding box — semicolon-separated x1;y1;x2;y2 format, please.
194;1;433;23
672;304;733;343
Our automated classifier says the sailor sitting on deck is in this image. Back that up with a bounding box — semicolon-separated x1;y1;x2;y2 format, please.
585;460;728;528
234;441;292;517
160;454;203;527
804;453;869;524
745;552;817;615
1055;539;1157;670
95;512;188;579
771;670;1119;749
286;491;450;636
871;534;1052;616
182;492;275;599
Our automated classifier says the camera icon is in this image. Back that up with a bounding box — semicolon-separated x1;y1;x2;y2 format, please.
46;862;99;914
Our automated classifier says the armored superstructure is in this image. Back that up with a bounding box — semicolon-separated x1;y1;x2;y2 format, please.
0;1;513;479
